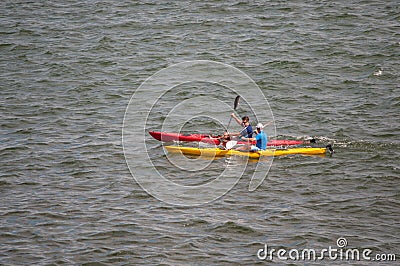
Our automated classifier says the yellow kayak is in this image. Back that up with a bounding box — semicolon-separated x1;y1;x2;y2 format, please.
164;145;331;159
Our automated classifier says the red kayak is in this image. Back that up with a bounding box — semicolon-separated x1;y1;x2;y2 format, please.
149;131;314;146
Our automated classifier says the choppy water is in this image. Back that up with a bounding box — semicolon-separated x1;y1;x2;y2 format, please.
1;0;399;265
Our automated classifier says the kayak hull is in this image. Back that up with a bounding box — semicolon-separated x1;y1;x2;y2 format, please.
149;131;218;143
149;131;306;146
164;146;327;159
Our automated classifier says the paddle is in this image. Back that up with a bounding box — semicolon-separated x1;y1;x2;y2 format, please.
226;95;240;132
225;140;238;150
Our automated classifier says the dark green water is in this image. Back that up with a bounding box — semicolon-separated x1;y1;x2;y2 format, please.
1;1;399;265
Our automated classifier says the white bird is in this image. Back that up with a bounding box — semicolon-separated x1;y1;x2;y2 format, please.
373;68;382;76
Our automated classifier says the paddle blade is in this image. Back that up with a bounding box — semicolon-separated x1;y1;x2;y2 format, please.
225;140;237;150
326;144;334;154
233;95;240;110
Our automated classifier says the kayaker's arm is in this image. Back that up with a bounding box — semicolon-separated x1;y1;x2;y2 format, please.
263;121;273;127
241;136;256;142
227;132;242;137
231;113;242;126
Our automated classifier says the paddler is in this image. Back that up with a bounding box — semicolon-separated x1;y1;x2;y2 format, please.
236;123;268;152
230;113;253;138
218;132;231;148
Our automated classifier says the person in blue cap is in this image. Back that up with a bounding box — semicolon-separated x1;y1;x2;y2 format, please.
236;123;268;151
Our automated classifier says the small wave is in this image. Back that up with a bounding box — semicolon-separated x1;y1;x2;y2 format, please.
183;218;211;228
211;221;259;235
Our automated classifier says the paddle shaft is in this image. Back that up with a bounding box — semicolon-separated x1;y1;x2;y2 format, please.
226;117;233;132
